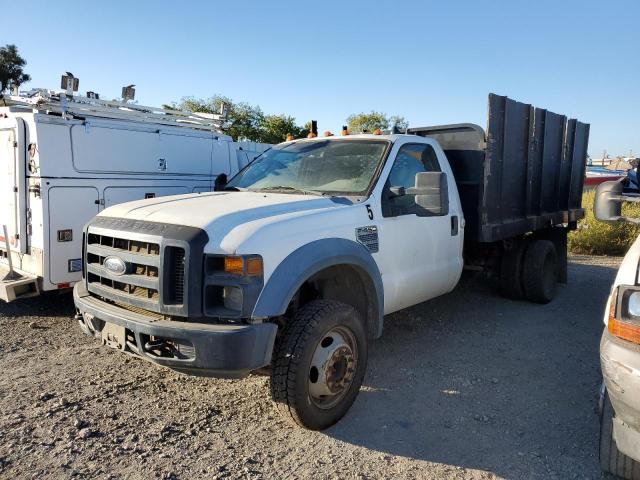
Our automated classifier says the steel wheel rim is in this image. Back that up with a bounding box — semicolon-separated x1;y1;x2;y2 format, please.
307;326;358;410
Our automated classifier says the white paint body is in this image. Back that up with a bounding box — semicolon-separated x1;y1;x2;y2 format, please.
99;135;465;314
604;237;640;321
0;106;269;293
601;235;640;461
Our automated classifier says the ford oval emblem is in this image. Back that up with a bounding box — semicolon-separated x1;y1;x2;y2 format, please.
103;256;127;276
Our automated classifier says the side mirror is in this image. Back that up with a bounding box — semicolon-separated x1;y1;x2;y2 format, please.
214;173;228;192
594;180;623;223
407;171;449;216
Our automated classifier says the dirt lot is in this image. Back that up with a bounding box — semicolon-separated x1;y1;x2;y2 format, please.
0;255;620;479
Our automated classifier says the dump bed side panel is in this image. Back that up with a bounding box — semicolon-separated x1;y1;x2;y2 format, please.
480;94;588;242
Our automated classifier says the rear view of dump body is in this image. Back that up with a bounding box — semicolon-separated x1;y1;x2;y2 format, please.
410;93;590;243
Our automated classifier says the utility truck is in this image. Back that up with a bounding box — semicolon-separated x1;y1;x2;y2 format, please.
0;86;269;301
74;94;589;429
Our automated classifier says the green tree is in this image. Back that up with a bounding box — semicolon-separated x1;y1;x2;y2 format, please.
0;44;31;93
346;111;409;133
389;115;409;131
171;96;264;141
261;114;305;144
170;96;309;143
346;111;388;133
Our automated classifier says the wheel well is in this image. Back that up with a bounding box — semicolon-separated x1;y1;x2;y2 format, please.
286;264;380;339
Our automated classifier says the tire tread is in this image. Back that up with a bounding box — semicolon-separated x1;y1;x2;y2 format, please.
522;239;557;304
600;392;640;480
271;300;358;428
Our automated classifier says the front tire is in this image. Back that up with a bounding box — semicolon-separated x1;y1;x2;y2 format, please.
600;391;640;479
270;300;368;430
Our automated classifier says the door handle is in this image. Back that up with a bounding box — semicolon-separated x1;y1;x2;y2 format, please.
451;215;459;236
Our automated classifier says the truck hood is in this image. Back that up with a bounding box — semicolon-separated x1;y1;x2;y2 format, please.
98;191;346;231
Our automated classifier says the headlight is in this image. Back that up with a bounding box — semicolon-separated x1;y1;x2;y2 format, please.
203;254;264;319
628;291;640;317
222;286;243;311
608;285;640;344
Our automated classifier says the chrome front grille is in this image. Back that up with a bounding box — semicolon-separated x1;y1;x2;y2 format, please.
86;231;166;310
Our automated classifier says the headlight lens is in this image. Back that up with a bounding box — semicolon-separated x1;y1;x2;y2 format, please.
203;254;263;318
609;286;640;344
222;286;243;311
628;291;640;317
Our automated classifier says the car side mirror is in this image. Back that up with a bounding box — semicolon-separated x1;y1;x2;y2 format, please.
214;173;228;192
593;180;640;224
407;171;449;216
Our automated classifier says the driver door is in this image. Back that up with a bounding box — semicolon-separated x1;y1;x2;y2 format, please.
376;140;462;313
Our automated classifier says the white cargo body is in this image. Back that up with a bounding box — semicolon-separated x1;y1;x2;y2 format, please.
0;91;269;301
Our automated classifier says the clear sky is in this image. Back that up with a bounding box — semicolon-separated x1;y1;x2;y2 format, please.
5;0;639;157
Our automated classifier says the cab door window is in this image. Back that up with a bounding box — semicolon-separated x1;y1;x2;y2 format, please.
383;143;441;217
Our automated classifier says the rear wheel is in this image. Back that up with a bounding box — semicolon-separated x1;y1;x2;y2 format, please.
270;300;368;430
522;239;558;304
600;391;640;479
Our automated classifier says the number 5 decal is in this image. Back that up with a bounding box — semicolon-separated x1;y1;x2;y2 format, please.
366;204;374;220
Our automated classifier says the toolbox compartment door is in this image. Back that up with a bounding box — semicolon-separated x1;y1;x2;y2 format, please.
47;186;100;285
0;117;27;254
70;122;214;176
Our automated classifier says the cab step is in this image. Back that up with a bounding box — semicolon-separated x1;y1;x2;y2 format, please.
0;265;40;302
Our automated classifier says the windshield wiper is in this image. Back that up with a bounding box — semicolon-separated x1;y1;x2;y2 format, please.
255;186;323;196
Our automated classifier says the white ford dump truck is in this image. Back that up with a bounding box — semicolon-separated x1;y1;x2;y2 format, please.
0;88;269;302
74;94;589;430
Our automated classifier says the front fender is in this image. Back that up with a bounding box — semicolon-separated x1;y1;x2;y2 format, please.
252;238;384;338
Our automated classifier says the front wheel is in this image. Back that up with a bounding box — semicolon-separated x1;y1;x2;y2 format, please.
270;300;368;430
600;391;640;479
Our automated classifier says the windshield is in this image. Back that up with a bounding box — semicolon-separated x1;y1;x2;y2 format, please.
226;139;389;195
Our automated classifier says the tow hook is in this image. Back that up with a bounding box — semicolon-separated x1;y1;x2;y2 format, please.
145;339;180;358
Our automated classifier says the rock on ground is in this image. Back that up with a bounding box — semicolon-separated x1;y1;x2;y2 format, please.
0;256;619;479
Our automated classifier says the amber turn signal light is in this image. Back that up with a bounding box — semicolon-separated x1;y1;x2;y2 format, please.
607;287;640;344
224;256;244;275
246;257;263;276
223;256;263;276
609;317;640;345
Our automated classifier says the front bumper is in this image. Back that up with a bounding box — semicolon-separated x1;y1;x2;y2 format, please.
74;283;277;379
601;328;640;461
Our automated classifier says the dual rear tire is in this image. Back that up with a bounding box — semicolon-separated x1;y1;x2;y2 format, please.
500;238;558;303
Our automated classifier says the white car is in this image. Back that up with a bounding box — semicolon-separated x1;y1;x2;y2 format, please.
595;180;640;479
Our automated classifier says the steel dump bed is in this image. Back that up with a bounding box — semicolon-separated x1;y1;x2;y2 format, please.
409;94;589;243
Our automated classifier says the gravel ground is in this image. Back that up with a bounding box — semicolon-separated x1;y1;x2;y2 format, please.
0;255;621;480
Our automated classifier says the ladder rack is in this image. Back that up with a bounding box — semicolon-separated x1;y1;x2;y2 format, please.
1;89;227;133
